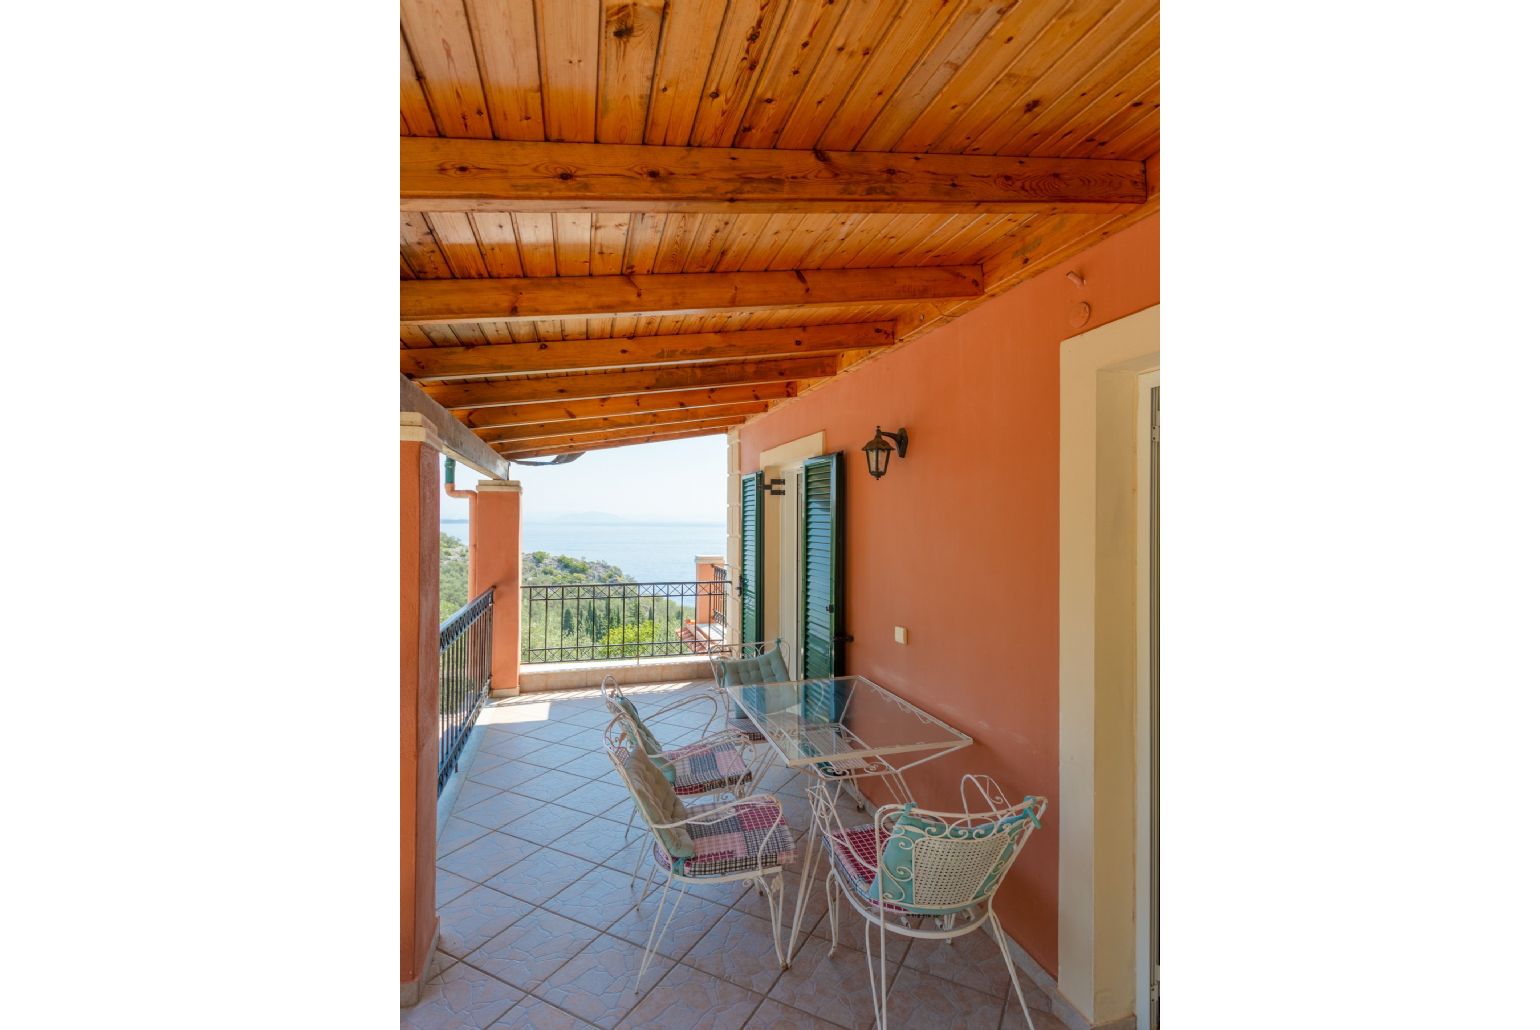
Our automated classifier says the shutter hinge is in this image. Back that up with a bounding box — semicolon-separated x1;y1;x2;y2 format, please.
765;477;786;496
1150;980;1160;1001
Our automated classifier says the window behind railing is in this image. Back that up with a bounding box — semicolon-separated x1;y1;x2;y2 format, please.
520;580;728;664
438;588;493;792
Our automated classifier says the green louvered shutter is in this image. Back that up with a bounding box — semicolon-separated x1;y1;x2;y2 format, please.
801;453;844;678
740;472;763;643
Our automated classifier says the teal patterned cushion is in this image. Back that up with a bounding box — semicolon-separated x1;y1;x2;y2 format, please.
613;695;675;783
865;802;1035;914
718;642;789;717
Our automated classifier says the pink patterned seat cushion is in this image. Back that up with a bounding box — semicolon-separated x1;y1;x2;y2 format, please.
826;826;885;889
653;797;796;877
667;741;751;795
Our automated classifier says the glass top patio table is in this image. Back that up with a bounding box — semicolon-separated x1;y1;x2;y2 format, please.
724;674;973;777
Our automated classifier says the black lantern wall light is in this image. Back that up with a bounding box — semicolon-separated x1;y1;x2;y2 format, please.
861;426;908;480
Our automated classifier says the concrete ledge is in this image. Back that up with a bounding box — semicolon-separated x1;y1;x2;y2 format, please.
510;656;714;694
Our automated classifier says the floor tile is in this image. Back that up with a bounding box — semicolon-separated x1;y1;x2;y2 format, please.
531;933;672;1029
465;750;512;777
768;941;897;1030
542;864;650;931
559;749;620;780
438;817;493;859
502;802;593;848
551;778;633;818
457;791;551;832
402;960;523;1030
469;760;545;792
680;906;791;995
901;922;1014;998
604;883;730;960
438;886;537;959
742;998;843;1030
489;994;600;1029
623;960;762;1030
524;721;591;745
510;767;592;804
466;907;603;992
437;868;480;907
484;847;595;906
996;978;1065;1030
807;897;911;966
479;733;544;760
437;832;542;884
452;780;501;813
875;966;1002;1030
546;813;639;865
522;741;591;771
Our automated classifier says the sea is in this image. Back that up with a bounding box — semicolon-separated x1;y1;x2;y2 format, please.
440;517;726;584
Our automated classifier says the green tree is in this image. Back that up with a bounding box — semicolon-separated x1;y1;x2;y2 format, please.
439;532;469;621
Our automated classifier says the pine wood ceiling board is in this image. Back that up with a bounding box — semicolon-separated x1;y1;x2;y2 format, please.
739;213;813;271
682;214;739;272
403;138;1144;213
853;212;970;267
402;254;418;279
449;323;491;346
476;321;516;344
402;324;436;350
770;0;899;149
401;212;454;278
763;214;842;269
892;0;1086;154
1058;76;1158;159
501;424;733;459
1098;106;1160;161
405;322;893;380
711;213;776;272
479;402;770;443
401;32;440;136
850;0;1022;152
460;380;800;430
690;0;788;147
534;0;600;142
400;0;494;138
467;212;526;276
926;214;1032;266
553;212;593;275
425;213;492;278
650;214;704;274
621;212;669;274
807;213;903;269
427;354;842;408
512;213;559;276
731;0;850;148
463;0;546;140
419;324;464;347
499;416;747;455
976;5;1159;157
644;1;732;145
1006;29;1158;156
598;1;667;143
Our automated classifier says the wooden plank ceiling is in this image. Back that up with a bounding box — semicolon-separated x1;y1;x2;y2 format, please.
402;0;1160;459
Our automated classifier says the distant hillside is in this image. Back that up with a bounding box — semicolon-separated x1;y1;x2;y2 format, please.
522;551;632;585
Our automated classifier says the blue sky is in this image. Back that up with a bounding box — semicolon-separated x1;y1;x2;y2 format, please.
441;435;728;524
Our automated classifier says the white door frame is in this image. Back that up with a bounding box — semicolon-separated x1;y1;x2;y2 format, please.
755;432;824;665
1135;370;1160;1030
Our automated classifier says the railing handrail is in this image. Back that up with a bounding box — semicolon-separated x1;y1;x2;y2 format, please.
521;579;721;589
520;577;728;665
440;587;494;643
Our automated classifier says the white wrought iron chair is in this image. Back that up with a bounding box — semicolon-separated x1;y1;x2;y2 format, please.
604;714;799;990
706;639;795;742
599;674;758;833
811;775;1050;1030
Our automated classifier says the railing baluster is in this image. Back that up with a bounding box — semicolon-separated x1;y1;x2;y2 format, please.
436;587;494;795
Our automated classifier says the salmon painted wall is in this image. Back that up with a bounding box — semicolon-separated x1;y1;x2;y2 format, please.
738;214;1159;975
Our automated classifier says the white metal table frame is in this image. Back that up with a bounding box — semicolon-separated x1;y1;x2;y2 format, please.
723;674;975;966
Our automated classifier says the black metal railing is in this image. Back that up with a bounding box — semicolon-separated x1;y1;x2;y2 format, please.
438;587;494;792
521;579;728;664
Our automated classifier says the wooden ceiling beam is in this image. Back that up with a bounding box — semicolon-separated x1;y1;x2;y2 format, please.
425;354;842;410
475;403;770;445
500;425;735;460
458;382;799;430
400;266;983;326
401;138;1147;214
496;417;747;457
403;321;894;380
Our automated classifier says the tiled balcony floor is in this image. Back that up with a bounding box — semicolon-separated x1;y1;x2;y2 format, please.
408;680;1068;1030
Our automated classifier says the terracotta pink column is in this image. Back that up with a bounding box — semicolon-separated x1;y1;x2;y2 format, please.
470;480;522;695
400;438;439;999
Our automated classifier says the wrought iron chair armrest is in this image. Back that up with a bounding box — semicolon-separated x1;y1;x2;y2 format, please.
653;691;724;736
655;793;784;829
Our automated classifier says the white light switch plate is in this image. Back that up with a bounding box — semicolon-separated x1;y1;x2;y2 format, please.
894;626;908;644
